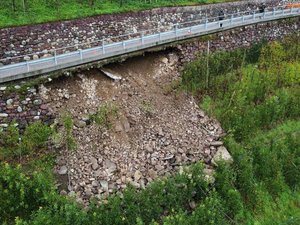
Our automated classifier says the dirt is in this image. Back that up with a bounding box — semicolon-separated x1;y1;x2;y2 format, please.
41;51;224;203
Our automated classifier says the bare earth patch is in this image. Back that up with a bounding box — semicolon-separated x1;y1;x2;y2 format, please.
41;51;224;204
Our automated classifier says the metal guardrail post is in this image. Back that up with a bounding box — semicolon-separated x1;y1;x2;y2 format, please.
242;14;245;22
79;50;83;60
102;40;105;54
205;19;208;29
253;11;256;19
273;8;276;16
54;50;58;65
263;11;265;19
123;41;125;49
141;32;144;44
26;61;30;72
159;32;161;41
230;15;233;25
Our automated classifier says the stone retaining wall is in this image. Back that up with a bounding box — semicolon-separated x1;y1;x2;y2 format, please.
178;17;300;64
0;0;283;65
0;86;54;130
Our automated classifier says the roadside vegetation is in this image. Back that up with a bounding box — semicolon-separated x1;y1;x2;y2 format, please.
0;0;236;28
0;35;299;224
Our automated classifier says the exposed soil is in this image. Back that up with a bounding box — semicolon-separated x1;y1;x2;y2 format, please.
41;51;225;204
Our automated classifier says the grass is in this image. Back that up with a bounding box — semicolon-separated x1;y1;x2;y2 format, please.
0;0;237;28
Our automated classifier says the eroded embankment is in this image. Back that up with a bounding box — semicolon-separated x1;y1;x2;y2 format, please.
40;52;225;204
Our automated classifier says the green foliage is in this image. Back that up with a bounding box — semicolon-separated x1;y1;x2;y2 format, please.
90;102;118;129
182;36;300;224
0;122;20;160
162;192;228;225
140;100;154;117
87;163;208;225
0;121;51;161
20;121;52;154
0;163;56;224
17;162;209;225
50;113;77;151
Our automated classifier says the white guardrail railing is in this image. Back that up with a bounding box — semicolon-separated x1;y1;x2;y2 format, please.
0;6;300;82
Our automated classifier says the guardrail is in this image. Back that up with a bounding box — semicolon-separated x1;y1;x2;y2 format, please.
0;6;300;83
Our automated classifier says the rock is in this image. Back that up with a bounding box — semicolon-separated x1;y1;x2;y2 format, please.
0;124;8;128
160;57;168;64
0;113;8;118
24;56;30;61
60;190;68;195
33;54;39;60
134;170;142;181
68;191;76;197
123;120;130;132
115;121;123;132
91;157;99;170
33;99;42;105
29;88;36;93
92;180;99;187
56;156;66;166
33;116;40;120
75;120;86;128
189;201;196;209
163;154;174;160
17;106;22;113
104;159;117;173
148;169;157;179
14;85;21;89
6;99;13;106
85;188;92;197
0;86;6;91
42;54;52;58
212;146;233;166
210;141;223;147
100;180;109;191
58;166;68;175
64;93;70;99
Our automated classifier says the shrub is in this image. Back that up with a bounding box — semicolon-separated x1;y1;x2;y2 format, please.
0;163;56;223
20;121;52;154
90;102;118;129
0;122;20;160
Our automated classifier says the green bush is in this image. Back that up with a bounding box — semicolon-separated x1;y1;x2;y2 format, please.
0;123;20;160
90;102;118;129
21;121;52;154
182;36;300;223
0;121;52;160
62;114;77;151
0;163;56;223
